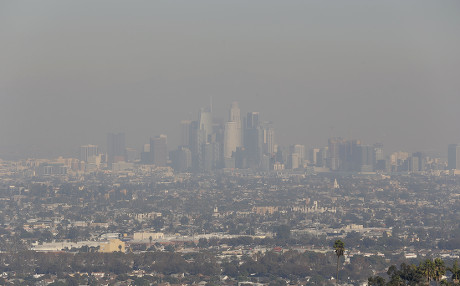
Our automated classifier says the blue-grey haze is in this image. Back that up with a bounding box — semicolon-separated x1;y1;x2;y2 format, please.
1;0;460;158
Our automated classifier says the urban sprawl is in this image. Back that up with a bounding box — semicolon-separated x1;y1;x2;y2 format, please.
0;102;459;286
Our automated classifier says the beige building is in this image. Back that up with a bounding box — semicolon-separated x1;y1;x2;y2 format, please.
133;232;164;241
99;239;125;253
252;206;278;215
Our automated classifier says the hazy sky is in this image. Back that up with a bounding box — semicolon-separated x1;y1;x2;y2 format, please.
1;1;460;159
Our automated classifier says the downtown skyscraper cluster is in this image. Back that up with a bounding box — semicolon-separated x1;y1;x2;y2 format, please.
72;100;451;175
169;102;275;172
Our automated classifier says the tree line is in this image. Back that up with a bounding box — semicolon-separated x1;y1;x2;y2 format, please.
369;259;460;286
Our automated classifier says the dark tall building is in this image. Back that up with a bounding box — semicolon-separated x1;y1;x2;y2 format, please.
354;145;374;172
246;112;259;129
189;120;205;171
328;137;346;171
107;133;126;166
150;135;168;167
244;112;263;169
170;146;192;172
448;144;460;170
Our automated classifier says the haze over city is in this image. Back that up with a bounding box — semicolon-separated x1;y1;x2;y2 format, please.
1;0;460;159
3;2;460;285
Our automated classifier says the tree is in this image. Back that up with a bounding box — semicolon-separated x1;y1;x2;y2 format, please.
368;276;386;286
420;259;435;285
275;225;291;240
333;240;345;285
434;258;446;286
448;260;460;283
180;216;189;225
386;263;423;286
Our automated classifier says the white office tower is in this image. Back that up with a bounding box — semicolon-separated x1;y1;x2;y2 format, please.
263;126;275;155
294;144;305;166
229;101;241;125
224;121;239;158
80;145;99;162
229;101;242;146
199;108;213;143
224;102;242;159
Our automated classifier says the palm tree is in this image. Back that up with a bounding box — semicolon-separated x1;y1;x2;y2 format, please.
434;258;446;286
448;260;460;284
333;239;345;285
420;259;435;285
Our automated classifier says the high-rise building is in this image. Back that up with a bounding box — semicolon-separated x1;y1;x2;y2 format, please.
412;152;425;172
170;146;192;172
309;148;320;166
246;112;259;129
140;144;154;164
229;101;241;126
80;145;98;162
150;135;168;167
262;123;275;155
244;112;263;169
373;143;385;171
293;144;305;162
448;144;460;170
125;147;138;162
199;108;213;143
328;137;343;171
288;153;300;169
224;121;239;158
107;133;126;166
354;145;374;172
224;102;242;159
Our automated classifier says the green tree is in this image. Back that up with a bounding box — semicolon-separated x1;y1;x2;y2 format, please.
434;258;446;286
386;263;423;286
420;259;435;285
275;225;291;240
368;276;386;286
447;260;460;283
333;240;345;285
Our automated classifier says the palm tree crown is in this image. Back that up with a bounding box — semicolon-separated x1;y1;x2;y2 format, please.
333;240;345;285
334;240;345;258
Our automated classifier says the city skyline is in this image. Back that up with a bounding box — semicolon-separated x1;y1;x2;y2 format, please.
8;99;450;175
0;98;459;160
1;1;460;159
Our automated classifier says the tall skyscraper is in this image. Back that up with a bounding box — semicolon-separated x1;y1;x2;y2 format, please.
199;107;213;143
262;122;275;155
354;145;374;172
80;144;98;162
107;133;126;166
170;146;192;172
150;135;168;167
224;121;239;158
448;144;460;170
229;101;241;125
411;152;425;172
244;112;262;169
224;102;242;159
328;137;343;171
246;112;259;129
